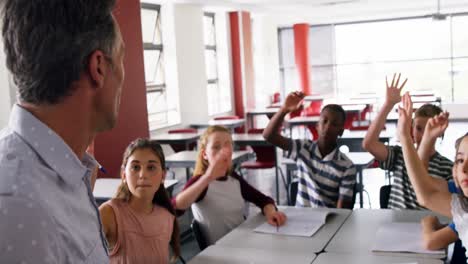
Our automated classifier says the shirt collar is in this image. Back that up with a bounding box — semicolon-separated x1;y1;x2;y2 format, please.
9;104;96;188
312;142;339;161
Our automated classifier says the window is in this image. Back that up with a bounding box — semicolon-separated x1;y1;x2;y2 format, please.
278;15;468;102
141;3;180;130
203;12;231;115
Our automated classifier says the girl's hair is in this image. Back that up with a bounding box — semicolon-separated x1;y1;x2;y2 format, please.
114;138;181;261
193;125;232;177
455;133;468;211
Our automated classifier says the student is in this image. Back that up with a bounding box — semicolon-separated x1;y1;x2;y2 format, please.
263;91;356;208
398;93;468;247
99;139;180;263
0;0;123;262
172;125;287;246
362;73;453;209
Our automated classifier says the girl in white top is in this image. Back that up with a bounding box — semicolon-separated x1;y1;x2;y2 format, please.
172;125;287;245
398;92;468;247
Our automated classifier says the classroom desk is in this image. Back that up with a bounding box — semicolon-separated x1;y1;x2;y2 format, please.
325;209;448;259
313;252;443;264
93;178;178;204
216;207;351;254
190;119;246;132
151;133;200;150
245;108;278;129
285;116;320;138
346;152;374;208
232;134;282;203
188;245;316;264
165;150;254;180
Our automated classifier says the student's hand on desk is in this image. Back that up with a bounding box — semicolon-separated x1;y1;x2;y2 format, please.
385;73;408;107
281;91;304;113
397;92;413;140
264;205;287;226
425;112;450;140
421;215;443;230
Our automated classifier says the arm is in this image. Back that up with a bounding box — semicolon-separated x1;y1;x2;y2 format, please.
417;112;450;169
263;91;304;151
174;148;231;210
398;93;452;217
362;73;407;161
421;216;458;250
98;204;117;249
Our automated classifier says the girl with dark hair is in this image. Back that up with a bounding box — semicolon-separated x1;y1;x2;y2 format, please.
99;138;180;263
398;92;468;248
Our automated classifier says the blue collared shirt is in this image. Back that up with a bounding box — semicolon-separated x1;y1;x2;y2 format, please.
0;105;108;263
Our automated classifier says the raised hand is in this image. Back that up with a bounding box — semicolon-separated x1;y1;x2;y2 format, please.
205;147;232;181
385;73;408;106
425;112;450;140
281;91;305;113
397;92;413;140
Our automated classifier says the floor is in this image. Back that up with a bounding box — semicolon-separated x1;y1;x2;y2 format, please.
169;121;467;263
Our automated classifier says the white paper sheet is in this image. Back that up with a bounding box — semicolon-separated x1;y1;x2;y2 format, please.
253;208;330;237
372;222;445;255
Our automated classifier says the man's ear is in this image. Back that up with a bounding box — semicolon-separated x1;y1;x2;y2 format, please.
87;50;107;89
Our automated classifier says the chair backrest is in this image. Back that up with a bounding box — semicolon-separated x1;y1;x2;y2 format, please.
191;219;209;251
213;115;239;121
247;129;275;163
380;185;391;209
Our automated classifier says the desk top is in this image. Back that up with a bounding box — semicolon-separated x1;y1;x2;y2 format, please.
165;150;253;168
93;178;178;199
216;207;351;254
313;253;443;264
188;245;316;264
151;133;200;144
325;209;448;259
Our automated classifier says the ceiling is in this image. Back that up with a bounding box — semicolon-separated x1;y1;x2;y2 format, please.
143;0;468;25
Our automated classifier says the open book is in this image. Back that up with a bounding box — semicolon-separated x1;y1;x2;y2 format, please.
253;208;331;237
372;222;445;255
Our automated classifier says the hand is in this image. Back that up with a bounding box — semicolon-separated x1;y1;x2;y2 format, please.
264;204;287;226
421;215;442;230
425;112;450;140
205;147;231;181
281;91;305;113
397;92;413;141
385;73;408;107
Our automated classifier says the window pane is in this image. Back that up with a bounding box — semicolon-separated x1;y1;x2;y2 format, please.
453;58;468;101
309;26;334;66
279;29;295;68
453;15;468;57
283;67;299;95
335;18;451;64
310;66;335;95
205;50;218;80
143;50;165;85
336;60;452;100
207;83;219;115
203;15;215;46
141;9;160;44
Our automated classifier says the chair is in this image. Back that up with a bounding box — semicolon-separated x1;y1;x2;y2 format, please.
379;185;391;209
167;128;198;153
191;219;209;251
213;115;244;133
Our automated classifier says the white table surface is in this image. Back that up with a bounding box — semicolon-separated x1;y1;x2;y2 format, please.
93;178;178;199
325;209;448;259
188;245;316;264
313;252;443;264
216;207;352;254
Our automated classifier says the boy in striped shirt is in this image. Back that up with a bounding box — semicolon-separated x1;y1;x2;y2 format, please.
362;73;453;209
263;91;357;208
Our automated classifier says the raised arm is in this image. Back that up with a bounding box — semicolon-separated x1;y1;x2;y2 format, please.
418;112;450;169
398;93;452;217
362;73;407;161
263;91;304;150
173;148;230;210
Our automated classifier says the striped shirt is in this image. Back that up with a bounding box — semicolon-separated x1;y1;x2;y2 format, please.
287;139;356;208
380;145;453;210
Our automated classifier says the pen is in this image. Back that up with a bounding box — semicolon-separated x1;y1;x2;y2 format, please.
96;161;108;174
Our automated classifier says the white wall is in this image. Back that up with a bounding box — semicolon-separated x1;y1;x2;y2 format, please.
0;37;13;128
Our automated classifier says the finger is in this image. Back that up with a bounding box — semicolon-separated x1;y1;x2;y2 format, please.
386;76;389;89
391;73;396;88
399;78;408;91
394;73;401;88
